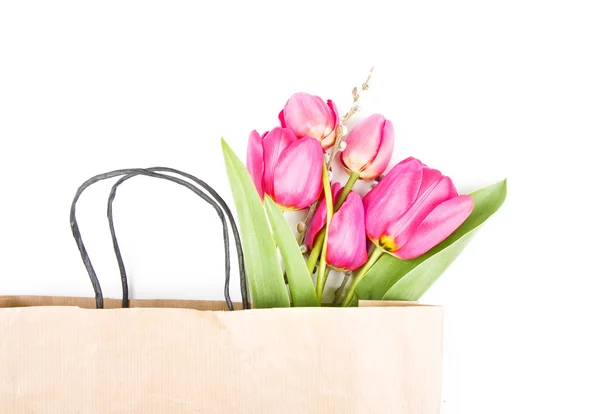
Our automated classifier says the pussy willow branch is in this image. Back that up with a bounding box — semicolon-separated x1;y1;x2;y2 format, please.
296;67;375;246
296;200;319;244
326;67;374;171
333;271;352;306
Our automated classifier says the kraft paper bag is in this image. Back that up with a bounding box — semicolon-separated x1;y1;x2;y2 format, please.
0;169;444;413
0;297;443;414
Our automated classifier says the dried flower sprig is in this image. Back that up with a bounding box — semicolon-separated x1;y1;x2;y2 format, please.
326;67;374;171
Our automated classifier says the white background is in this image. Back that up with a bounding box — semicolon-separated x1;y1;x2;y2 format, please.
1;1;599;413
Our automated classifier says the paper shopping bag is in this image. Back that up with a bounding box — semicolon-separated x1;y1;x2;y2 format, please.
0;297;442;414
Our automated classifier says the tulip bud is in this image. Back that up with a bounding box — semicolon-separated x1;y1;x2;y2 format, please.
340;114;394;180
305;183;368;271
279;93;339;150
247;127;323;210
363;157;474;260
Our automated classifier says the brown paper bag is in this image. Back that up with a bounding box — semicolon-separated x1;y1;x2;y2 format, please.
0;297;442;413
0;169;444;413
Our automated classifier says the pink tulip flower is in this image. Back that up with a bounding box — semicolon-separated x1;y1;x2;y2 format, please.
279;92;338;150
340;114;394;180
247;127;323;210
305;183;368;271
363;157;474;260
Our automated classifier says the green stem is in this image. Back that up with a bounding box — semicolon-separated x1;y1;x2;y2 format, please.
306;232;324;274
317;267;331;300
306;171;360;273
341;248;385;307
316;162;334;303
334;171;360;211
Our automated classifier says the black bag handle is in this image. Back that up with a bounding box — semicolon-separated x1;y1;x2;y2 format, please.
70;167;248;311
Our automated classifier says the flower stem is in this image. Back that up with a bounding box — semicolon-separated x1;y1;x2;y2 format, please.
334;171;360;211
316;162;334;302
317;267;331;300
306;233;324;274
341;247;385;307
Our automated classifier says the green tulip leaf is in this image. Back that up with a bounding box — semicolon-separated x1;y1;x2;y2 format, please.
264;196;319;307
356;179;507;301
221;138;290;308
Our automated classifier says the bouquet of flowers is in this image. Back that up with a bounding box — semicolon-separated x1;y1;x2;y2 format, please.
221;70;506;308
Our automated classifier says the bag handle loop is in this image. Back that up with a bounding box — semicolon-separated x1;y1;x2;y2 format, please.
70;167;248;310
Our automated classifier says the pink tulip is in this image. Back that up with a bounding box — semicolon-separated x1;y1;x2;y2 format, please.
363;157;474;260
279;92;339;150
305;183;368;271
340;114;394;180
247;127;323;210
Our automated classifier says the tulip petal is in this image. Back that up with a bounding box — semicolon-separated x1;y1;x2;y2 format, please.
320;100;339;150
363;157;423;242
283;93;328;138
278;110;287;128
321;132;337;150
387;175;458;248
274;136;324;209
396;195;474;259
305;182;341;249
418;166;443;197
306;98;334;140
326;191;368;271
305;200;326;250
360;119;395;180
341;114;385;174
261;127;296;197
246;130;265;199
327;99;339;126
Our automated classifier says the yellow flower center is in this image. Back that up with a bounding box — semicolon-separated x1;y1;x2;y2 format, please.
379;235;399;252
